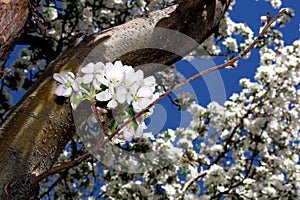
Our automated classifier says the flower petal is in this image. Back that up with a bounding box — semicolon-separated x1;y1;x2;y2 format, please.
55;85;72;97
94;62;106;72
123;129;134;141
133;70;144;82
81;63;94;73
72;80;80;91
53;73;67;84
137;86;153;98
139;97;152;109
54;85;66;96
129;84;139;95
143;76;156;87
63;87;73;97
65;72;75;81
132;101;142;112
116;86;128;103
82;74;93;84
93;79;101;90
96;90;111;101
96;75;109;86
107;99;117;108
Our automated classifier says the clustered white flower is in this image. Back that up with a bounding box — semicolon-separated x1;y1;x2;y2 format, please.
223;37;238;52
91;25;300;200
198;13;254;59
46;1;300;200
41;0;172;45
53;61;157;142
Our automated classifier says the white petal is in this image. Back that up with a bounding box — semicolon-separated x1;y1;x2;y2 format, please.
124;71;134;86
54;85;66;96
75;77;83;84
116;86;128;103
55;85;72;97
123;65;134;73
82;74;93;84
94;62;106;72
53;73;67;84
123;129;134;141
137;86;153;98
107;99;117;108
63;87;73;97
81;63;94;73
132;101;142;112
143;76;156;87
136;124;146;135
114;61;123;68
93;79;101;90
65;72;75;81
96;75;109;86
96;90;111;101
139;98;152;109
133;70;144;82
72;80;80;91
129;84;139;95
105;62;114;70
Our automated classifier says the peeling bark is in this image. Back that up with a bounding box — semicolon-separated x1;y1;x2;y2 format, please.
0;0;230;199
0;0;29;67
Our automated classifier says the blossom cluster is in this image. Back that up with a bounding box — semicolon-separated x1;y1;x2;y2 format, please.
53;61;157;142
111;39;300;199
40;0;173;45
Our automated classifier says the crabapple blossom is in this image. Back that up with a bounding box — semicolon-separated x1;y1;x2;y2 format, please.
45;4;58;21
270;0;282;9
95;86;118;109
53;72;79;97
81;62;108;90
132;86;156;112
54;61;157;142
103;61;126;87
222;37;238;52
119;119;146;141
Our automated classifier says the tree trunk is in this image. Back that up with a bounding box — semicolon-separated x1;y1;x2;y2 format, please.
0;0;230;199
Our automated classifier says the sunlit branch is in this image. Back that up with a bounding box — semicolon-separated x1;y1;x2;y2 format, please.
180;169;207;198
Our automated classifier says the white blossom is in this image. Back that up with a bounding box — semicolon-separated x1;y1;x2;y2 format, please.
81;62;108;90
53;72;79;97
47;5;58;21
270;0;282;9
222;37;238;52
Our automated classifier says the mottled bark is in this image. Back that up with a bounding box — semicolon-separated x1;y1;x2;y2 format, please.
0;0;230;199
0;0;29;67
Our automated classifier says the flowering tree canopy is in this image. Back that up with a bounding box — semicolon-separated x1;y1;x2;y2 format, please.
0;0;299;199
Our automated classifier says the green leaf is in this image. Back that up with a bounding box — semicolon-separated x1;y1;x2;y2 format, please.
71;94;84;110
110;120;118;132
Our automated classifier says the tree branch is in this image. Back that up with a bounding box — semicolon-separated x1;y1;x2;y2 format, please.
0;0;29;67
17;34;58;62
181;170;207;198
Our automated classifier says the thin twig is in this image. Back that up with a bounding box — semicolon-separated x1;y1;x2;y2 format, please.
181;170;207;196
33;9;287;184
